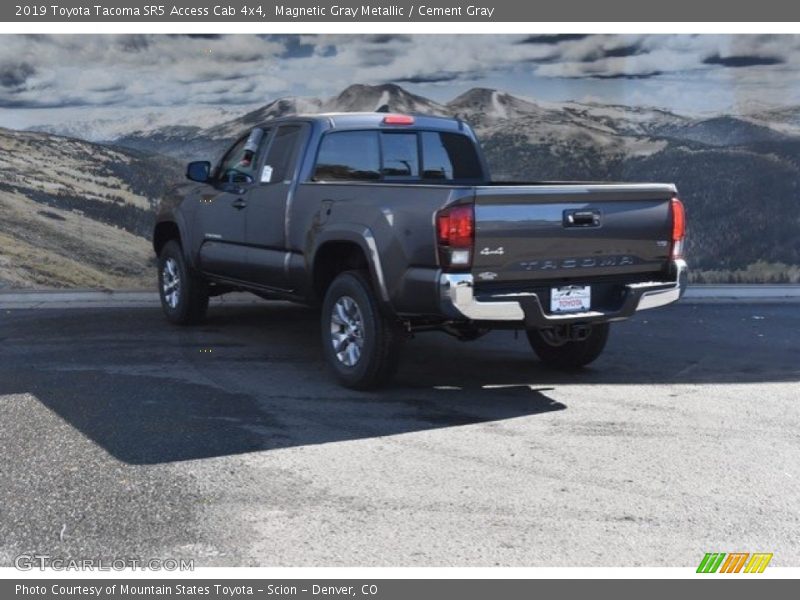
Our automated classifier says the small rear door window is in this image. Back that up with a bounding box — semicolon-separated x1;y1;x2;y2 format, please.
314;131;380;181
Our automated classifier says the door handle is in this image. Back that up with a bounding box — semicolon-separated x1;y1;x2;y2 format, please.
563;209;601;227
232;198;247;210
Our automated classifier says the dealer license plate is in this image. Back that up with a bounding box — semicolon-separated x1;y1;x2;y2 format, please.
550;285;591;313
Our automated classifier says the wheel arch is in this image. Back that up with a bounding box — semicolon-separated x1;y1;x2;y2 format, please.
153;217;197;269
310;227;391;308
153;220;181;255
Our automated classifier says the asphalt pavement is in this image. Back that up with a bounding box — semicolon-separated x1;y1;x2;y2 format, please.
0;300;798;566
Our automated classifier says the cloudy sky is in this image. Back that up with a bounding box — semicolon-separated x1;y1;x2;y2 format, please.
2;34;800;129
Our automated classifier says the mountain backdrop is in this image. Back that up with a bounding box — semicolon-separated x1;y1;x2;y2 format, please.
4;83;800;288
0;128;182;288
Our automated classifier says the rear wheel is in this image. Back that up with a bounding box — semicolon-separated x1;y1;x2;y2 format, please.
321;271;403;389
527;323;609;369
157;240;209;325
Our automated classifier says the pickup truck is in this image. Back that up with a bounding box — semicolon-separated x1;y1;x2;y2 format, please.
153;111;687;389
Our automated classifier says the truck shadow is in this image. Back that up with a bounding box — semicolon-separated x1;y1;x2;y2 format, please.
2;300;797;465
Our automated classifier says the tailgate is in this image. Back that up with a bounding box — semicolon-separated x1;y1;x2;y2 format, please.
472;184;675;284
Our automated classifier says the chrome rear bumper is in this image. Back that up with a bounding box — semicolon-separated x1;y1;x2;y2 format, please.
440;259;688;325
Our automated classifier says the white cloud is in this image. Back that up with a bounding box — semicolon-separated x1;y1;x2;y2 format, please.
2;34;800;122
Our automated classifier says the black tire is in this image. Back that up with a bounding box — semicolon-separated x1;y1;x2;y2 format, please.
526;323;610;369
157;240;209;325
321;270;403;389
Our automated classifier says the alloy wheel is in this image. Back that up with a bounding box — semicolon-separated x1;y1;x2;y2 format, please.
161;257;181;309
330;295;365;367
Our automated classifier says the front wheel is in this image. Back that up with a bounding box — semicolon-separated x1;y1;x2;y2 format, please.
321;271;403;389
526;323;610;369
157;240;209;325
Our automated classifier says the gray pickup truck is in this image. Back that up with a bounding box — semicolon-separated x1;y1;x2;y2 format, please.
153;111;687;388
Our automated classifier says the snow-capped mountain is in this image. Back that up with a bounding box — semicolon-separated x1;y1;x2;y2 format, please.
323;83;449;115
204;84;448;140
31;82;777;163
116;83;688;163
25;83;799;153
28;105;256;143
739;105;800;136
448;88;550;123
555;102;690;137
110;84;452;161
203;96;324;140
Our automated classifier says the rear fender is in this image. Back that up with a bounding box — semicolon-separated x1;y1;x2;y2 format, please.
310;225;391;306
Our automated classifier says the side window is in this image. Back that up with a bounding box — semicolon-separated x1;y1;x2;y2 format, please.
421;132;483;180
217;128;268;184
262;125;303;184
314;131;380;181
380;133;419;178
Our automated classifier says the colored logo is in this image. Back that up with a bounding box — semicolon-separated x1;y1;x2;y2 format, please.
697;552;773;573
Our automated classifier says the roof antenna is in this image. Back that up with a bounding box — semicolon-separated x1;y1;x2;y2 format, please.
376;104;390;113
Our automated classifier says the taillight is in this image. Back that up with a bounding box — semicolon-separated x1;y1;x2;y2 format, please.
436;204;474;269
671;197;686;259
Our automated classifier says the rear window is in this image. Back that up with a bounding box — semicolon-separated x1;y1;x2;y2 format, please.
313;130;482;182
381;133;419;178
421;132;482;180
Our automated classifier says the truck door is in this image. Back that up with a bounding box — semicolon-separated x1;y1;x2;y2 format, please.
245;123;308;290
195;129;268;281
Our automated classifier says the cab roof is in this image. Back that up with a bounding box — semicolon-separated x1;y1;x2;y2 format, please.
259;111;468;132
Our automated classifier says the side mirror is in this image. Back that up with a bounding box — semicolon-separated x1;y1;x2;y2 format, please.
186;161;211;183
